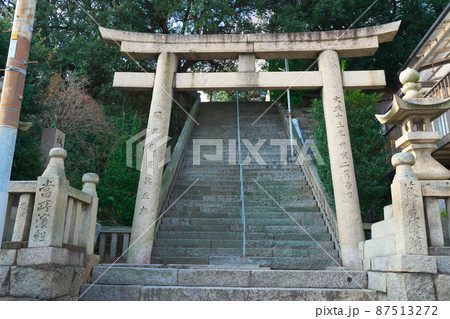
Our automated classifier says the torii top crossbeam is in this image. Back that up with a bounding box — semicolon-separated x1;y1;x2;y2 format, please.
100;21;400;60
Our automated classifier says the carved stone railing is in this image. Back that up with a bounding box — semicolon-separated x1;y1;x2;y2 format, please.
97;226;131;262
276;103;341;258
361;152;449;263
0;148;100;300
421;180;450;248
2;148;99;254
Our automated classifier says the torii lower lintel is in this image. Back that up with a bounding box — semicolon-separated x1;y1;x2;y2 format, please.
112;70;386;91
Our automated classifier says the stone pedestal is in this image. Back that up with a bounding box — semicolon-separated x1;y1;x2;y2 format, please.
318;50;364;268
0;246;88;300
28;148;69;248
390;153;428;255
127;52;178;264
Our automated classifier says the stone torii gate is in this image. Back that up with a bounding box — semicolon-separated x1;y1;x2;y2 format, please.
100;21;401;268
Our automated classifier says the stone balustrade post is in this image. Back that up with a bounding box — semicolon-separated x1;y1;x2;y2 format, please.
391;153;428;255
80;173;99;255
28;148;69;248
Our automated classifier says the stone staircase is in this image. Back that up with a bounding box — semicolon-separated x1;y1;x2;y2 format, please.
81;102;374;300
80;265;375;301
152;102;339;269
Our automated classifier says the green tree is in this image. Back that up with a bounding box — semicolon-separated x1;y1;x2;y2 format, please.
257;0;447;86
310;90;391;220
96;114;142;225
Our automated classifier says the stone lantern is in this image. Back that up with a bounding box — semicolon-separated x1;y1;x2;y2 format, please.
376;68;450;180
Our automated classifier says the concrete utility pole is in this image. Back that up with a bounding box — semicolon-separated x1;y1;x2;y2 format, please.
0;0;38;245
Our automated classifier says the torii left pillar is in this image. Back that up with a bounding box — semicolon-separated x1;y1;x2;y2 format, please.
318;50;365;269
127;52;178;263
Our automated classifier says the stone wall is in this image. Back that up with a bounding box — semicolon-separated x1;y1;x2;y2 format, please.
0;247;98;300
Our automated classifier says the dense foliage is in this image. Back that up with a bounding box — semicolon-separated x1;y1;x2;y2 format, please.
0;0;447;224
310;90;391;219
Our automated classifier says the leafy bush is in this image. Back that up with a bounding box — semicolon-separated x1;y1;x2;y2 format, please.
310;90;391;220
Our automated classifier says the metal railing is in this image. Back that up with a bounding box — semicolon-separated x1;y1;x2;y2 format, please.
236;93;246;257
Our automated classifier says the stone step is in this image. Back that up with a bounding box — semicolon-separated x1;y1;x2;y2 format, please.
177;167;304;174
191;121;283;126
177;174;305;181
152;247;338;258
168;193;315;202
163;211;321;220
88;266;367;289
160;217;324;227
170;189;313;197
167;201;317;207
182;155;295;162
171;184;311;193
141;286;374;301
169;199;318;207
156;231;331;241
189;133;288;138
175;179;307;185
179;165;300;170
175;176;305;183
169;193;305;200
169;192;313;200
154;239;335;249
158;224;328;234
164;206;321;213
150;256;340;269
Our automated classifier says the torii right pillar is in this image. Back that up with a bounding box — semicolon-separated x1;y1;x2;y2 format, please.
318;50;365;269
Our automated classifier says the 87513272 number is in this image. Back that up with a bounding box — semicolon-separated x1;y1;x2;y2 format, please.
376;306;438;316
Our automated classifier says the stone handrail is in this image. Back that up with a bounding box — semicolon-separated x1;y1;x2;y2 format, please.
155;96;201;228
421;180;450;247
3;185;35;243
276;103;341;256
2;149;99;255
